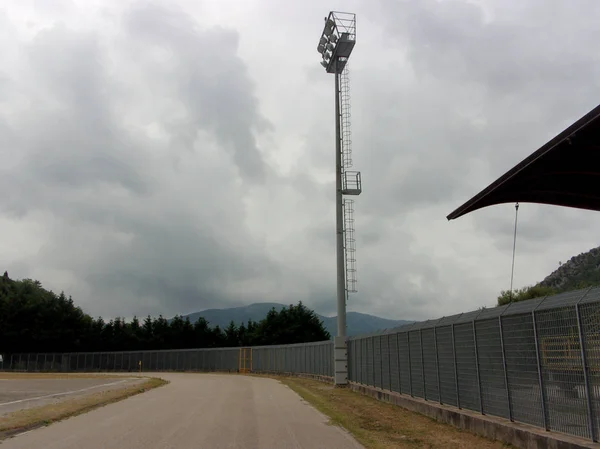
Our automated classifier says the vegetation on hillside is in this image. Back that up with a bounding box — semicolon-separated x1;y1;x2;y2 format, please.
497;246;600;305
497;285;558;306
0;272;330;355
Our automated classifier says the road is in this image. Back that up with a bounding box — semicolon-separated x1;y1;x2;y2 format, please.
0;376;144;416
1;373;364;449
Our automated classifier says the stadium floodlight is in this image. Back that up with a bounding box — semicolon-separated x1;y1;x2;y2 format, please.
316;11;360;387
317;12;356;75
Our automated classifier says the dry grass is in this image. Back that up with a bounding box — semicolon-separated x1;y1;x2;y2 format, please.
280;377;511;449
0;376;167;438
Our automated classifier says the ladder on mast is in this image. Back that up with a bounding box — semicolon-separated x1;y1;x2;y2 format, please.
339;63;361;296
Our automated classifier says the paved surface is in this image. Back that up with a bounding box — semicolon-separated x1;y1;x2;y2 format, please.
0;373;364;449
0;376;143;416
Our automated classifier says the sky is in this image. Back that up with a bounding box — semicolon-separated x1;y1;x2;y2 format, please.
2;0;600;322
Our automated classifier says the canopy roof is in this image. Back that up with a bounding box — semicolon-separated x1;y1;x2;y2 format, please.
447;103;600;220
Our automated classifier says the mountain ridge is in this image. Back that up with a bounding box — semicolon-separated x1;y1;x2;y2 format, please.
539;246;600;292
180;302;412;337
498;244;600;305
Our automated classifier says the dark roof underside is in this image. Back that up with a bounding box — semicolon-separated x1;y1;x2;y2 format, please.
447;103;600;220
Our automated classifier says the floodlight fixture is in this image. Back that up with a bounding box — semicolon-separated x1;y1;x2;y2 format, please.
317;43;325;54
316;11;356;74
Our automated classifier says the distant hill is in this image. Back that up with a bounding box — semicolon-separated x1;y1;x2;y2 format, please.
539;246;600;292
180;303;412;337
499;245;600;305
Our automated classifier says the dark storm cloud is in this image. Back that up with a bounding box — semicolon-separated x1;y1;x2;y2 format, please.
0;2;280;318
0;24;150;217
379;0;600;95
124;2;269;183
4;0;600;323
370;0;600;208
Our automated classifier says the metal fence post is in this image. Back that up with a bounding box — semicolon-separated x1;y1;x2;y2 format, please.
407;332;413;397
532;308;549;431
420;329;426;400
396;333;401;394
361;338;365;384
304;345;307;374
356;339;360;383
473;320;483;414
371;336;375;386
349;341;353;382
498;316;513;421
576;301;596;442
379;335;384;388
387;334;392;391
434;326;441;404
451;324;460;409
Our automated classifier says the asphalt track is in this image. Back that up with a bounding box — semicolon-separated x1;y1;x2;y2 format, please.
0;376;143;416
1;373;364;449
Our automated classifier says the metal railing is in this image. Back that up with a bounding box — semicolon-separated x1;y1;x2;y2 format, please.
4;287;600;441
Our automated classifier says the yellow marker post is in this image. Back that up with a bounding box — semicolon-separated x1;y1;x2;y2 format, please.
139;360;142;373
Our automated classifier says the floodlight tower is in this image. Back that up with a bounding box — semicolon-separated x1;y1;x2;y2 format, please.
317;12;361;386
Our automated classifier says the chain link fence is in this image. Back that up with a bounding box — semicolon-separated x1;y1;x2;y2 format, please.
3;287;600;442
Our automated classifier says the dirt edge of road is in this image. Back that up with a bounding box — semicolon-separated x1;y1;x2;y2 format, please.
280;377;511;449
0;376;168;440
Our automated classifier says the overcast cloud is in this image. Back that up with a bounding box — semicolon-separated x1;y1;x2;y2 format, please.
2;0;600;322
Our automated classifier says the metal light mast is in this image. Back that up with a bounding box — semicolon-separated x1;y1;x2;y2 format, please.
317;12;361;386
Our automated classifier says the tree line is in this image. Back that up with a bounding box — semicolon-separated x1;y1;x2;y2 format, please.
0;272;330;354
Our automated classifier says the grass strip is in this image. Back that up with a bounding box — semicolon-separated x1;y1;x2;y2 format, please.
279;377;511;449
